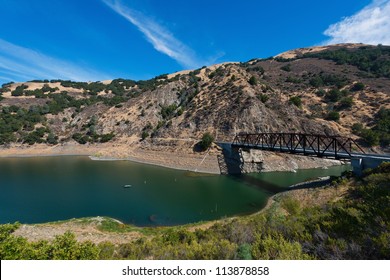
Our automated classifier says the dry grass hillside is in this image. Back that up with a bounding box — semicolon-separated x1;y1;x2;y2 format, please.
0;44;389;160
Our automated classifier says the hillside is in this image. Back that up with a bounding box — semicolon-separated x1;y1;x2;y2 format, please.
0;43;389;171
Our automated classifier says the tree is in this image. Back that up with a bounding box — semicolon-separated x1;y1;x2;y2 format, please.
360;129;380;146
47;132;58;145
200;132;214;150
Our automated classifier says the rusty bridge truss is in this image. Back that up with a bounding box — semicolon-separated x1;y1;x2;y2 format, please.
232;133;365;159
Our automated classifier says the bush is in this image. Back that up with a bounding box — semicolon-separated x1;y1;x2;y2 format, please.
47;133;58;145
252;234;311;260
315;89;326;97
286;76;302;83
280;64;291;72
309;76;324;88
325;88;342;102
248;76;257;86
100;133;115;143
281;197;301;215
289;96;302;107
11;85;28;96
360;129;380;146
326;111;340;121
141;131;149;140
160;104;178;119
237;243;252;260
200;132;214;150
351;82;365;91
352;123;363;134
258;94;269;103
338;96;354;109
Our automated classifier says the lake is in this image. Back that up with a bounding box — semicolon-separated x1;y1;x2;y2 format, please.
0;156;350;226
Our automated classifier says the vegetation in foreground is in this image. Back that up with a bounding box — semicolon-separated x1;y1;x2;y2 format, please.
0;163;389;260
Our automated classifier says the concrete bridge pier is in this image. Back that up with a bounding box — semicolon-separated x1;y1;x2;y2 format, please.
351;156;390;176
351;158;363;176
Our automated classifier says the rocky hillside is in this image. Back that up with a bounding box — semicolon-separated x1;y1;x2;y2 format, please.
0;43;389;152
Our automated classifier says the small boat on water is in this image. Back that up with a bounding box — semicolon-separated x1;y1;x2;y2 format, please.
123;184;132;188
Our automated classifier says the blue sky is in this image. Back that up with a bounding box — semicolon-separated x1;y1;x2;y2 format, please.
1;0;389;84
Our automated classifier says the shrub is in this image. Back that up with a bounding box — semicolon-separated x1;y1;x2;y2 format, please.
160;104;178;119
352;123;363;134
281;197;301;215
326;111;340;121
100;133;115;143
309;76;324;88
248;76;257;86
315;89;326;97
325;88;342;102
258;94;269;103
338;96;354;109
47;133;58;145
237;243;253;260
11;85;28;96
351;82;365;91
252;234;311;260
286;76;302;83
360;129;380;146
280;64;291;72
141;131;149;140
289;96;302;107
200;132;214;150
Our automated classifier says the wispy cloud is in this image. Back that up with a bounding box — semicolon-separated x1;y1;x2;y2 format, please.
0;38;109;83
102;0;209;69
323;0;390;45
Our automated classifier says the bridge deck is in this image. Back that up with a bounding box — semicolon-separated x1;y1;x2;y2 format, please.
229;133;390;161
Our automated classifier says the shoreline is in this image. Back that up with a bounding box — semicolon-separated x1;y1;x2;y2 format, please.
0;142;346;175
0;152;221;175
0;142;221;174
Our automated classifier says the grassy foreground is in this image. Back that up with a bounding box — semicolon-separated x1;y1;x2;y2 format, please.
1;163;389;260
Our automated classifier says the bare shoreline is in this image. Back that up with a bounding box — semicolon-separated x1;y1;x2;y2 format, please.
0;141;344;175
0;142;222;174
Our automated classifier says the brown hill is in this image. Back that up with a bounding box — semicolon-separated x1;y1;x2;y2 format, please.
0;44;389;171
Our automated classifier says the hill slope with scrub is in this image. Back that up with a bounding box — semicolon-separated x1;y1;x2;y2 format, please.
0;43;389;155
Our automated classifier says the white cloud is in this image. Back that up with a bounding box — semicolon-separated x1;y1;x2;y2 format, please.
323;0;390;45
0;38;109;83
102;0;206;69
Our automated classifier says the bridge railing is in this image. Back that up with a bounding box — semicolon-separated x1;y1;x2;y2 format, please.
232;132;365;158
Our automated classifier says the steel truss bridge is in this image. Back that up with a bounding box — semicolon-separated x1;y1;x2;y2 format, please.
232;132;365;159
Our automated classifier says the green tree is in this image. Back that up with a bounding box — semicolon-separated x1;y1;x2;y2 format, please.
360;129;380;146
47;132;58;145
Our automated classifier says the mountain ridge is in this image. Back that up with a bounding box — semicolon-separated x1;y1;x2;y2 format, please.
0;43;389;171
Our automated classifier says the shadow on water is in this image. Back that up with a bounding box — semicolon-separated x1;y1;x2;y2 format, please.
227;173;282;195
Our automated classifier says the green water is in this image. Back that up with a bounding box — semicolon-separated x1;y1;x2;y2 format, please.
0;156;350;226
